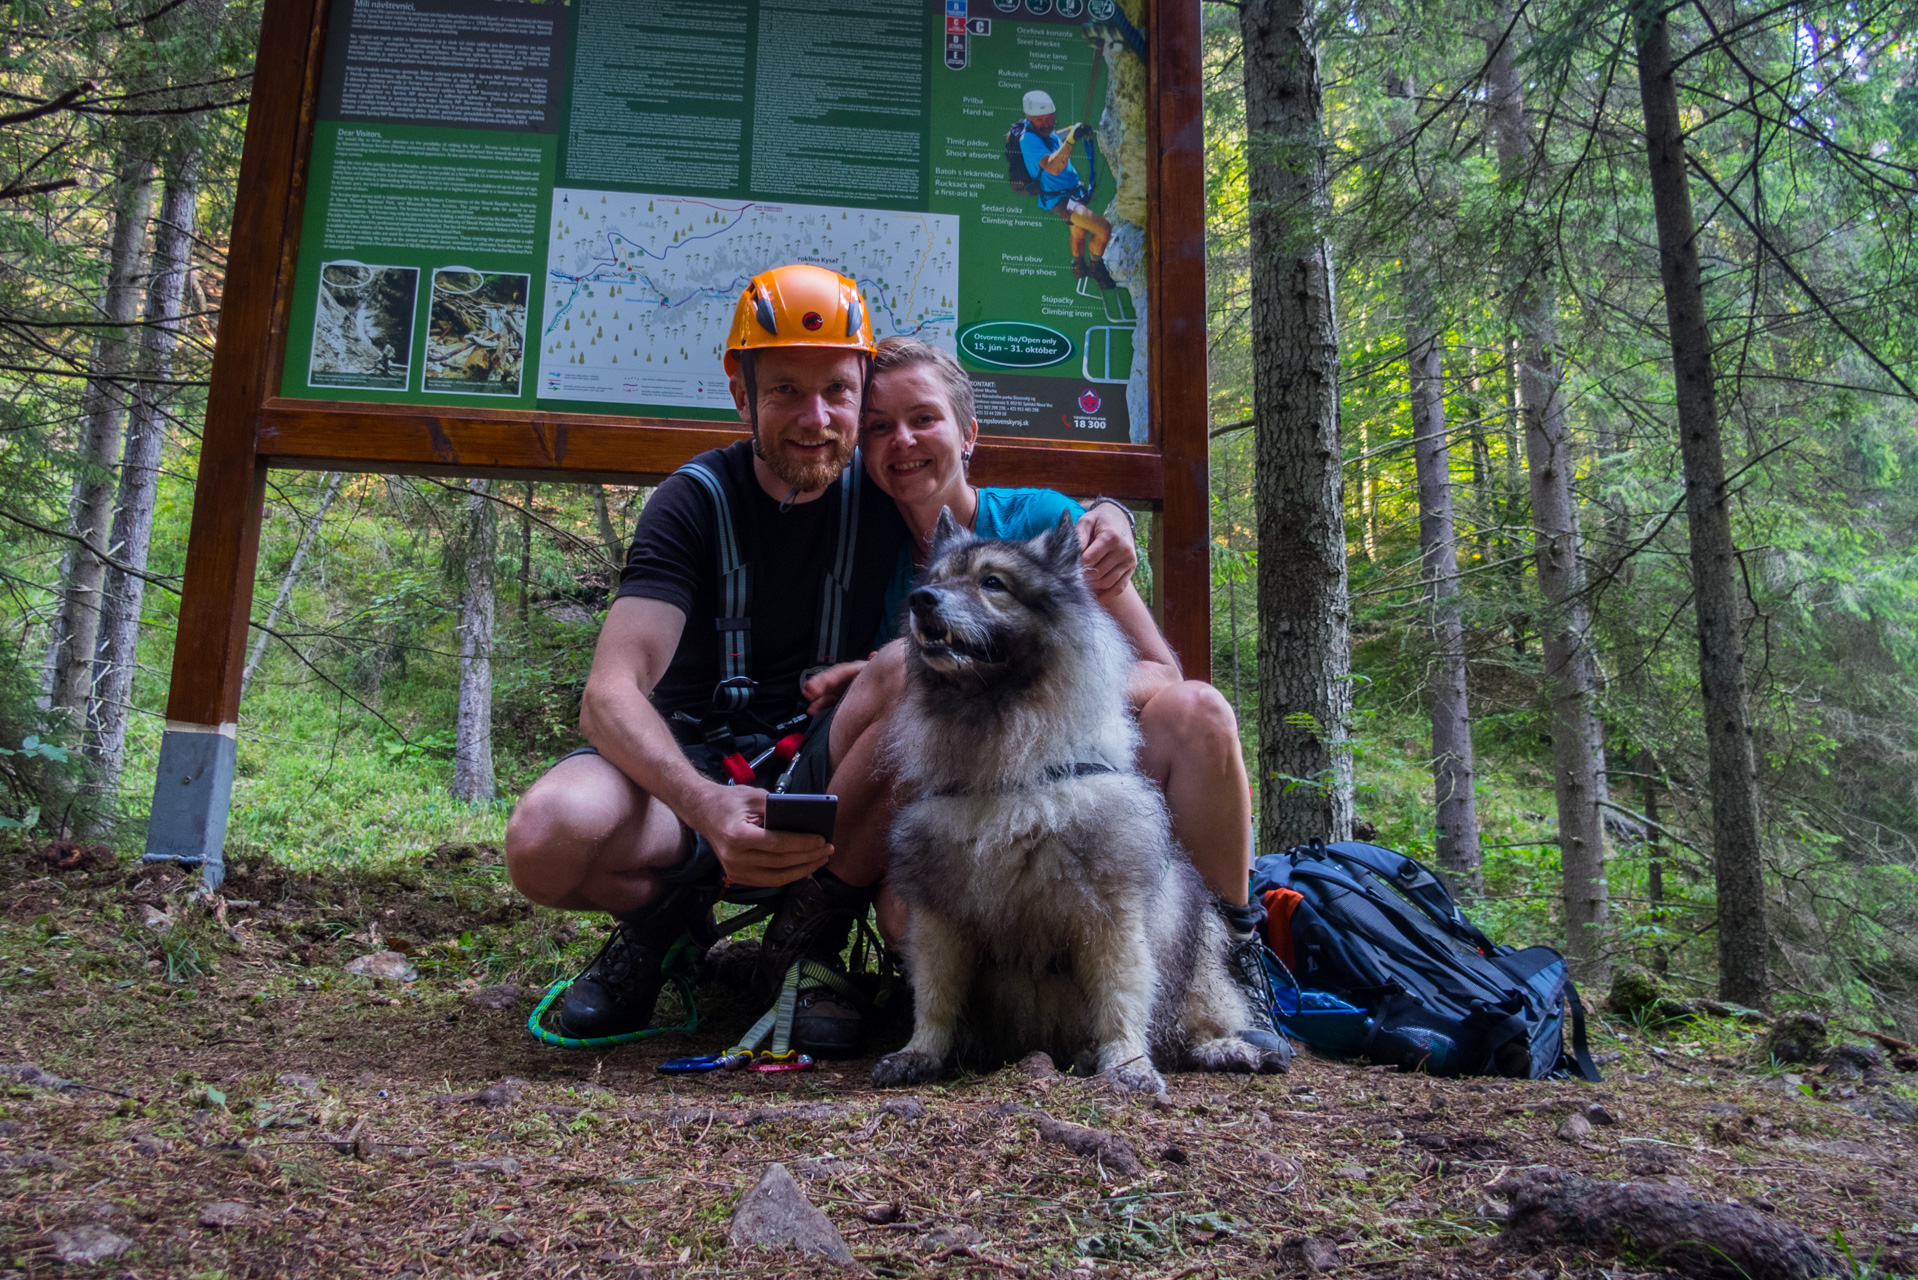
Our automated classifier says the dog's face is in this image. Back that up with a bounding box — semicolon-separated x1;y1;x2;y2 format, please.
904;510;1088;689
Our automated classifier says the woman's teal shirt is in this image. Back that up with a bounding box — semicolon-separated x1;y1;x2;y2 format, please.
876;487;1085;642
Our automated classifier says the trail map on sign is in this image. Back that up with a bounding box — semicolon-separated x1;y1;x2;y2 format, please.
537;190;959;410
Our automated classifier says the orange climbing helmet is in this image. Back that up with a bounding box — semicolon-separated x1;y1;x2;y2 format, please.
723;263;875;374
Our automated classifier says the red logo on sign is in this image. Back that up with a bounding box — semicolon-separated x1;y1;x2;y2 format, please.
1078;389;1102;414
947;14;967;31
802;311;824;330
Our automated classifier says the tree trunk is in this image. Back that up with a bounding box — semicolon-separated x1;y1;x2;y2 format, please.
46;155;154;725
1485;16;1610;979
87;149;200;795
1641;749;1668;975
239;471;345;702
1228;571;1242;718
518;480;533;622
1244;0;1353;850
1404;244;1482;894
591;484;623;567
452;478;497;803
1635;12;1769;1008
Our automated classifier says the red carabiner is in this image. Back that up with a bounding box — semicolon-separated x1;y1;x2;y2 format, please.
720;752;755;786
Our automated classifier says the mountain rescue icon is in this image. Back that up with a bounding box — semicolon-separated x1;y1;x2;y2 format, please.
1078;388;1102;414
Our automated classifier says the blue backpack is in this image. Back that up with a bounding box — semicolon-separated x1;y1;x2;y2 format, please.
1251;841;1600;1081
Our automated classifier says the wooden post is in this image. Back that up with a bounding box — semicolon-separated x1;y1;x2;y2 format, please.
144;0;321;886
1150;0;1212;680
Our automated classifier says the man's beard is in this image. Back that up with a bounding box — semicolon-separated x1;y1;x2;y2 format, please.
754;428;856;493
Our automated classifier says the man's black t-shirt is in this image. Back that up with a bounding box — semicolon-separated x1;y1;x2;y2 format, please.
617;441;907;721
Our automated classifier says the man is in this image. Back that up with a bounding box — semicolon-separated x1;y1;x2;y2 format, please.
504;263;909;1056
1017;89;1117;291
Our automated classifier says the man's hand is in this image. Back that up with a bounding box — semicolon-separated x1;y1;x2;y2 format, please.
800;658;869;716
686;781;832;888
1077;502;1138;598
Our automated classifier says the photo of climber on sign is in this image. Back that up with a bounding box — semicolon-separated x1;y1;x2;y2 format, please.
1006;88;1117;290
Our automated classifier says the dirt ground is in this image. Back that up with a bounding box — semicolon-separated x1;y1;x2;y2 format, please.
1;844;1914;1279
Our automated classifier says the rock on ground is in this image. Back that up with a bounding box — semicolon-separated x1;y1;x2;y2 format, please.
344;951;417;982
0;1062;68;1089
728;1162;853;1266
48;1224;134;1265
1499;1168;1835;1280
1556;1111;1593;1141
198;1201;247;1229
1279;1235;1341;1272
467;984;523;1011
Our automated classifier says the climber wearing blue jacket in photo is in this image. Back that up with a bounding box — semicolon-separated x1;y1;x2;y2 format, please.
1016;89;1118;290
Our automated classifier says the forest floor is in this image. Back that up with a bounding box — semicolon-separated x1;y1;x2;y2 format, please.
0;843;1914;1280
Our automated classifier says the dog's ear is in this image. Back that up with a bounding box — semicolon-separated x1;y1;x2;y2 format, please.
1038;512;1081;575
930;506;971;560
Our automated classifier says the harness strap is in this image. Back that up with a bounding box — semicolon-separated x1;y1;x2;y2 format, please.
676;452;865;711
725;958;863;1060
815;458;861;665
679;462;753;713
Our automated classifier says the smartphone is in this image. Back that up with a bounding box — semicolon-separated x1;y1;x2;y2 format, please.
764;793;837;841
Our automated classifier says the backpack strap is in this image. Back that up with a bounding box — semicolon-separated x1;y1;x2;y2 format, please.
1324;841;1501;956
1565;981;1602;1082
677;462;754;714
813;455;862;666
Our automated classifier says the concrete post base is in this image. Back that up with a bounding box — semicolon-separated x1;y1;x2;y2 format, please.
142;724;237;891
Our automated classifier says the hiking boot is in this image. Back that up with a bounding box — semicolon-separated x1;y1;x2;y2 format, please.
792;963;867;1059
1071;255;1090;279
556;884;711;1039
1219;898;1295;1072
755;872;874;1059
1086;256;1119;291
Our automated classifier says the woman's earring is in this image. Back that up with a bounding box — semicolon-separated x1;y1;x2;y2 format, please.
962;449;972;467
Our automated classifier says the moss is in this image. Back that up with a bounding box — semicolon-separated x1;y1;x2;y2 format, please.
1764;1012;1829;1064
1608;965;1668;1018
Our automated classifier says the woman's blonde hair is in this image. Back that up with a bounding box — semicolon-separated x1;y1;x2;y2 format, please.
870;336;976;430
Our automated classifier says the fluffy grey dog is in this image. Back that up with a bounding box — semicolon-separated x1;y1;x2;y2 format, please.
871;512;1283;1094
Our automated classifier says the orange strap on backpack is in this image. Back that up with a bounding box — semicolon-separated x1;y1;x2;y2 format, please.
1262;887;1305;974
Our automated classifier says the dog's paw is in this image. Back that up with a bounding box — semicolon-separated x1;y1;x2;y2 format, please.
871;1050;944;1088
1096;1061;1167;1096
1187;1036;1261;1074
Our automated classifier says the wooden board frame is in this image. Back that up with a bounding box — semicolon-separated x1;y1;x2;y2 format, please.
149;0;1211;873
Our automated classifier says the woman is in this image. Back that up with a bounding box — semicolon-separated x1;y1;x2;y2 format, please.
857;337;1254;910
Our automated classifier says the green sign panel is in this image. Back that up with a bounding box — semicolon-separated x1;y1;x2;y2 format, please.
282;0;1149;443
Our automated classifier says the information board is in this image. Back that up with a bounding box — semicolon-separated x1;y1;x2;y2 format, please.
281;0;1153;443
